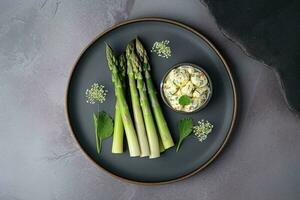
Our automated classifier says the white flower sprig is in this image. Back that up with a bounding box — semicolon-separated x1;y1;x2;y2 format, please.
193;120;214;142
85;83;108;104
151;40;171;58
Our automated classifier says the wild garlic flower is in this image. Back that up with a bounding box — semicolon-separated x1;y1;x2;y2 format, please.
193;120;214;142
151;40;171;58
85;83;108;104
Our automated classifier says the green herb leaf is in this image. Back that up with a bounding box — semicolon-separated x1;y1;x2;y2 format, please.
93;113;100;154
176;118;193;152
93;111;114;154
98;111;114;139
179;95;192;106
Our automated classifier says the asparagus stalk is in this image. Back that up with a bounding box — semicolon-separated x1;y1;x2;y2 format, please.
111;54;126;154
106;44;140;157
135;38;175;149
127;43;160;159
158;136;165;153
125;43;150;157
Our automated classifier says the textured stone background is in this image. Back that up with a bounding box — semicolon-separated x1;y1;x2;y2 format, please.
0;0;299;199
202;0;300;113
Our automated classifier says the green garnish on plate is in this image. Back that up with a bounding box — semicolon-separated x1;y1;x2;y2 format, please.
93;111;114;154
178;95;191;106
176;118;193;152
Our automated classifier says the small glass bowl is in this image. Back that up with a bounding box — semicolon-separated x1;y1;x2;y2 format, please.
160;63;213;113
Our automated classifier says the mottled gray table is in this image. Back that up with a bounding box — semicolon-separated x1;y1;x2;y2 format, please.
1;0;299;200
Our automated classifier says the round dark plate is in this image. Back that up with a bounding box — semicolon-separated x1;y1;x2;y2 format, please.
66;18;237;185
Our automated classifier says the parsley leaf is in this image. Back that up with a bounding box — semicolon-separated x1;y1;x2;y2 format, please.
176;118;193;152
179;95;192;106
93;111;113;154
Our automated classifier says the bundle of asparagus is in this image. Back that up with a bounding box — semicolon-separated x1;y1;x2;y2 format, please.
106;45;140;157
105;38;174;158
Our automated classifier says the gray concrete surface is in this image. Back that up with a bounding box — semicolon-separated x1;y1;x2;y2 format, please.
0;0;299;199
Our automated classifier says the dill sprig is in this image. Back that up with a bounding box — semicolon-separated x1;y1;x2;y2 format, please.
193;120;214;142
85;83;108;104
151;40;171;58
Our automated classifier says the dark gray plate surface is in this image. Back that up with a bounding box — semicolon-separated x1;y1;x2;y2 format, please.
66;18;237;184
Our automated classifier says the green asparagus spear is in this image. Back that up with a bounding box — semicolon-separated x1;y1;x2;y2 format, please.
127;43;160;159
106;44;140;157
158;136;165;153
135;38;174;149
125;43;150;157
111;54;126;154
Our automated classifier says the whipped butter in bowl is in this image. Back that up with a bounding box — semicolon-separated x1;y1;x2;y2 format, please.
160;63;212;113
